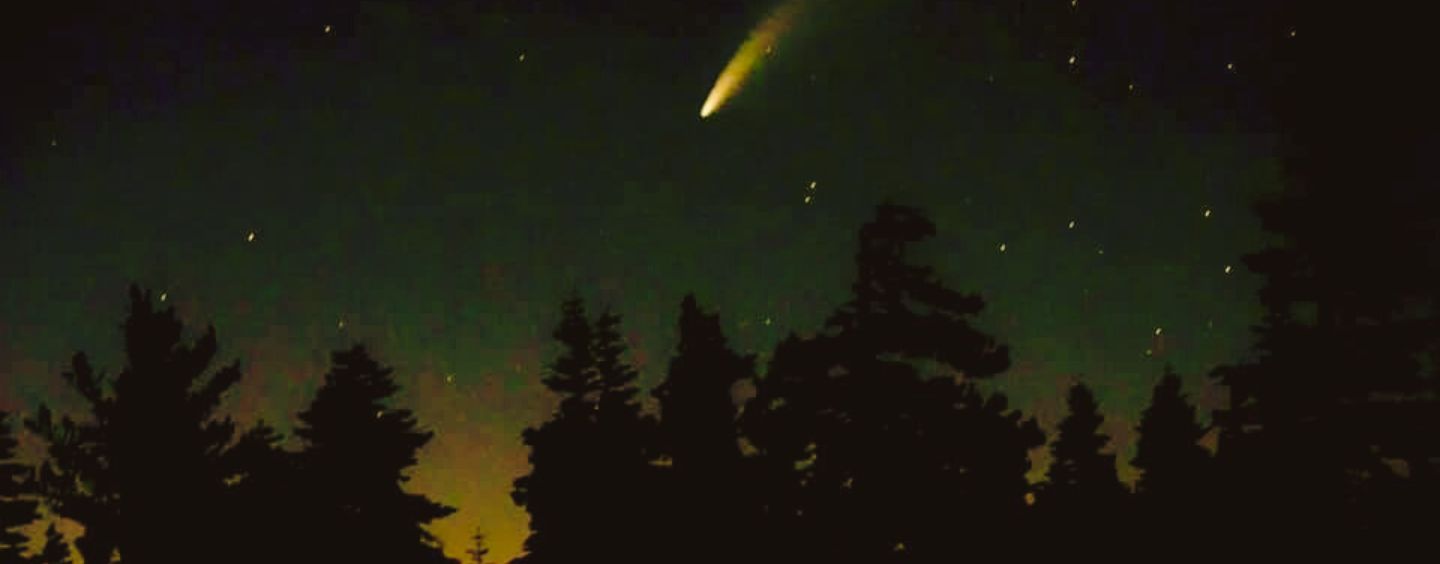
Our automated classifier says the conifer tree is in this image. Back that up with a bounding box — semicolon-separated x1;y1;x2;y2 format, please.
294;345;456;564
24;285;260;563
1048;382;1123;506
1133;366;1211;499
1040;381;1128;540
650;294;756;563
0;411;38;564
465;529;488;564
512;295;659;564
741;203;1042;562
1131;366;1212;548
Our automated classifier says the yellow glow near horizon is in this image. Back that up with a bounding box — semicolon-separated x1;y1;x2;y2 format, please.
699;0;807;118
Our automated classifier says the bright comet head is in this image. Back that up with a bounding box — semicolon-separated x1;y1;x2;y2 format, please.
699;0;805;118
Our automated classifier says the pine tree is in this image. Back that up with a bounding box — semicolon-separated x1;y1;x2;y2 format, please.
30;523;71;564
1040;381;1127;544
740;203;1042;562
650;294;756;563
1131;366;1212;549
294;345;456;564
465;529;488;564
1132;366;1211;499
0;411;38;564
511;295;659;564
24;285;262;563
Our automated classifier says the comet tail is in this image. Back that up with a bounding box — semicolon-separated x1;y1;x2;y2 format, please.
700;0;806;118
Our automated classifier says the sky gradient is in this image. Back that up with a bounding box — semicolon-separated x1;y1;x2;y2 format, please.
1;2;1282;560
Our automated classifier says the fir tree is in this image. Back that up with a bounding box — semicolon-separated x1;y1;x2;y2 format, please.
1131;366;1212;549
650;294;757;563
1040;381;1127;542
1132;366;1211;499
465;529;488;564
0;411;38;564
741;203;1042;562
294;345;457;564
24;285;260;563
512;295;659;564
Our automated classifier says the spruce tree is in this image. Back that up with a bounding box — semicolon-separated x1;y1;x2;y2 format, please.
0;411;38;564
650;294;756;563
511;295;659;564
1131;366;1212;549
294;345;456;564
740;203;1042;562
24;285;259;563
1133;366;1211;499
465;529;488;564
1040;381;1127;542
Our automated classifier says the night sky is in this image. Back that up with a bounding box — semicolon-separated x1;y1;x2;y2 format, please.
1;0;1360;560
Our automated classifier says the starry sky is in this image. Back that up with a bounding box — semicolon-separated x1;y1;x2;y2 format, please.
1;0;1369;560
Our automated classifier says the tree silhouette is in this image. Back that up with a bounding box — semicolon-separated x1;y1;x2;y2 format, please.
511;295;660;564
1208;156;1440;546
30;523;71;564
649;294;757;563
1038;381;1128;546
0;411;38;563
23;285;262;563
1131;366;1212;548
294;344;457;564
740;203;1042;562
1133;366;1211;497
465;529;488;564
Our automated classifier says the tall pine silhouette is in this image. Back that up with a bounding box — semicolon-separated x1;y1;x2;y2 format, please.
0;411;38;563
741;203;1042;562
1038;381;1127;549
511;295;659;564
24;285;261;563
650;294;757;563
1131;366;1212;549
294;344;456;564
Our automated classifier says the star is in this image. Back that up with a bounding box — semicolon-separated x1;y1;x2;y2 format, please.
803;195;814;204
1224;265;1233;274
1154;327;1163;336
1067;55;1077;66
998;243;1007;253
764;317;773;326
518;53;526;62
1226;62;1235;72
159;292;168;302
445;374;455;384
1289;29;1297;38
324;24;332;34
246;231;256;242
1202;208;1212;218
338;318;346;329
1067;220;1076;229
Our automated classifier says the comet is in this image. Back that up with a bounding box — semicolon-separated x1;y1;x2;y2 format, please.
699;0;807;118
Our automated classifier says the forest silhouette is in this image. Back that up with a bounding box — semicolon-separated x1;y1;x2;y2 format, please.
2;192;1437;562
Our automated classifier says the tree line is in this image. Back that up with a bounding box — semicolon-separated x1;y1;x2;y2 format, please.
1;202;1437;563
